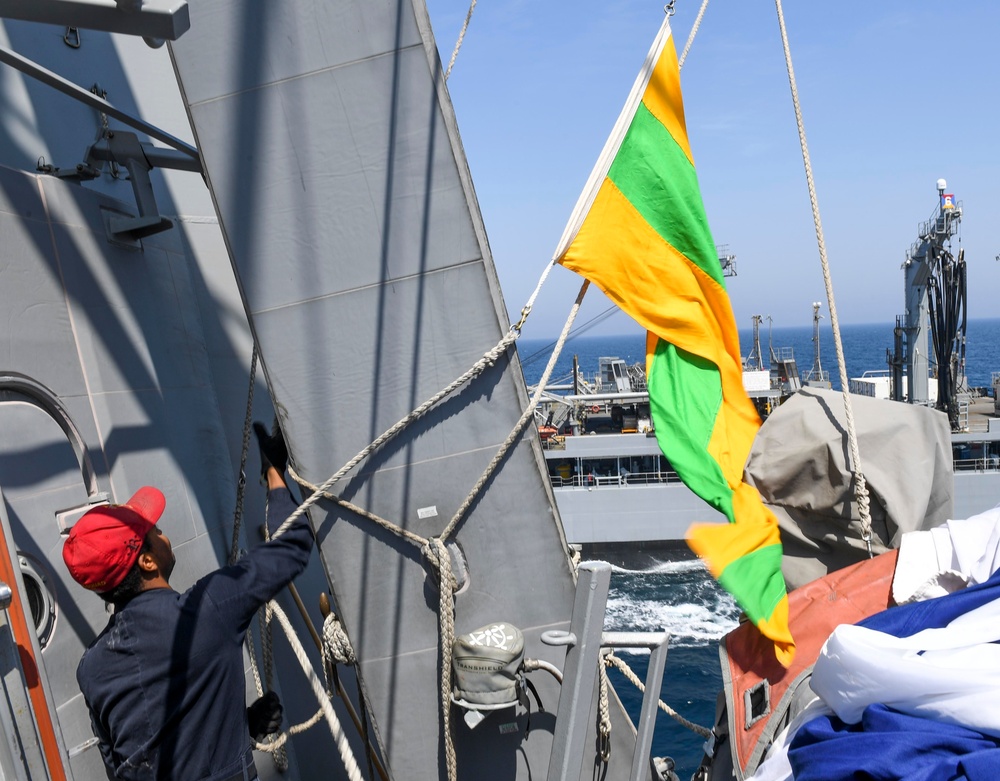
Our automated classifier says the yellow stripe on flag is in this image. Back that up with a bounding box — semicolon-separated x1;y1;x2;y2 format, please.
638;32;694;166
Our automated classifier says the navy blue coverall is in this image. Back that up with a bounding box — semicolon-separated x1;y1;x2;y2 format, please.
77;488;313;781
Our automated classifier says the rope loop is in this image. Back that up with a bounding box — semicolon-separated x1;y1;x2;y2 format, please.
421;538;459;595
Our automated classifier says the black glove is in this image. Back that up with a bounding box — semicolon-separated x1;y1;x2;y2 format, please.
247;690;283;741
253;419;288;481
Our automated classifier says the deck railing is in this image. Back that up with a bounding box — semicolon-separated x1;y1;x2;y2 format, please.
954;456;1000;473
548;469;682;488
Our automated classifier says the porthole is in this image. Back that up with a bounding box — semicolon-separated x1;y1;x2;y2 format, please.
17;554;55;649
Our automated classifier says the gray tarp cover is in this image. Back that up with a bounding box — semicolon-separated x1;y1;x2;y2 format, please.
745;387;954;589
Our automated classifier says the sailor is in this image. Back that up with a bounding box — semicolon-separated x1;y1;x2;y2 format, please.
63;422;312;781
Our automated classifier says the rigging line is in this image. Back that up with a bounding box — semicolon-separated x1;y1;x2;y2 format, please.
441;278;590;540
225;349;370;764
271;328;519;537
291;283;592;781
230;345;258;565
227;345;292;769
604;654;712;738
444;0;477;81
677;0;710;70
518;304;623;368
265;600;364;781
273;259;556;539
437;280;592;781
773;0;873;550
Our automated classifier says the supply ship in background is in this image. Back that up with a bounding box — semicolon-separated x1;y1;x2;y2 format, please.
534;196;1000;564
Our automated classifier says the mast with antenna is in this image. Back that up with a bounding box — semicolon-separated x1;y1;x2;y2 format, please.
803;302;831;388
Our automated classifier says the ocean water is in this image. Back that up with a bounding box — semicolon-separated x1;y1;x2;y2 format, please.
515;319;1000;779
519;318;1000;392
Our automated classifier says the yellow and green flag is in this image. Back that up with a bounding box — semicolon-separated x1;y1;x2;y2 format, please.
552;18;794;665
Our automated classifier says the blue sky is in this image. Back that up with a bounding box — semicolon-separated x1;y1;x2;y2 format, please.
425;1;1000;339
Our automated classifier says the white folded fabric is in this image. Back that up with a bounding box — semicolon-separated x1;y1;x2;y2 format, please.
811;595;1000;736
893;505;1000;604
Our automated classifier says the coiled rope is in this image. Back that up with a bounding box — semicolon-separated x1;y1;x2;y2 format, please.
773;0;873;552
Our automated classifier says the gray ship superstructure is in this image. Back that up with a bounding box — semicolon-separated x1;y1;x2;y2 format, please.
0;3;667;781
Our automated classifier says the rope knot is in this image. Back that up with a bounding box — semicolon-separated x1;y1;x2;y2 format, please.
421;538;458;594
322;612;357;666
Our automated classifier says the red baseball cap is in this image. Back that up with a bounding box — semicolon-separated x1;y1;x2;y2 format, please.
62;487;166;592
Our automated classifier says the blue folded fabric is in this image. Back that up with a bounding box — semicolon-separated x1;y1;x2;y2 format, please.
860;564;1000;639
785;565;1000;780
789;704;1000;781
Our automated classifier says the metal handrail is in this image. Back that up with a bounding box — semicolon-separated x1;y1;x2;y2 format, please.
548;470;682;488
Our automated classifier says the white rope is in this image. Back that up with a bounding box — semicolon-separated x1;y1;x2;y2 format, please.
260;599;364;781
441;279;589;539
597;659;612;763
265;258;578;780
273;331;516;538
245;628;265;699
260;603;288;769
773;0;873;551
255;703;327;753
322;612;357;666
604;654;712;739
433;538;459;780
677;0;710;70
273;260;560;540
520;259;558;322
444;0;477;82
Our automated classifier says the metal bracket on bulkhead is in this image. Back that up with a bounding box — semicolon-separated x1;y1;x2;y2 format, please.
84;130;202;241
35;127;203;242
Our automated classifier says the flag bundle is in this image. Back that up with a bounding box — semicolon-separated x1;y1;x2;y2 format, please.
552;18;794;664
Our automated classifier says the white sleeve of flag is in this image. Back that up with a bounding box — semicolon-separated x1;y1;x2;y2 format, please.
551;17;675;262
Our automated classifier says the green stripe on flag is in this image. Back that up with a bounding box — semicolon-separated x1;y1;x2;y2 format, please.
647;337;735;521
717;542;786;622
607;102;723;287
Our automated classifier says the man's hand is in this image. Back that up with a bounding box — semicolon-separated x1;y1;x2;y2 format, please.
253;419;288;481
247;690;283;740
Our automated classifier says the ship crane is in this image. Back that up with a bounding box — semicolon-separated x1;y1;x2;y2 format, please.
894;178;967;429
